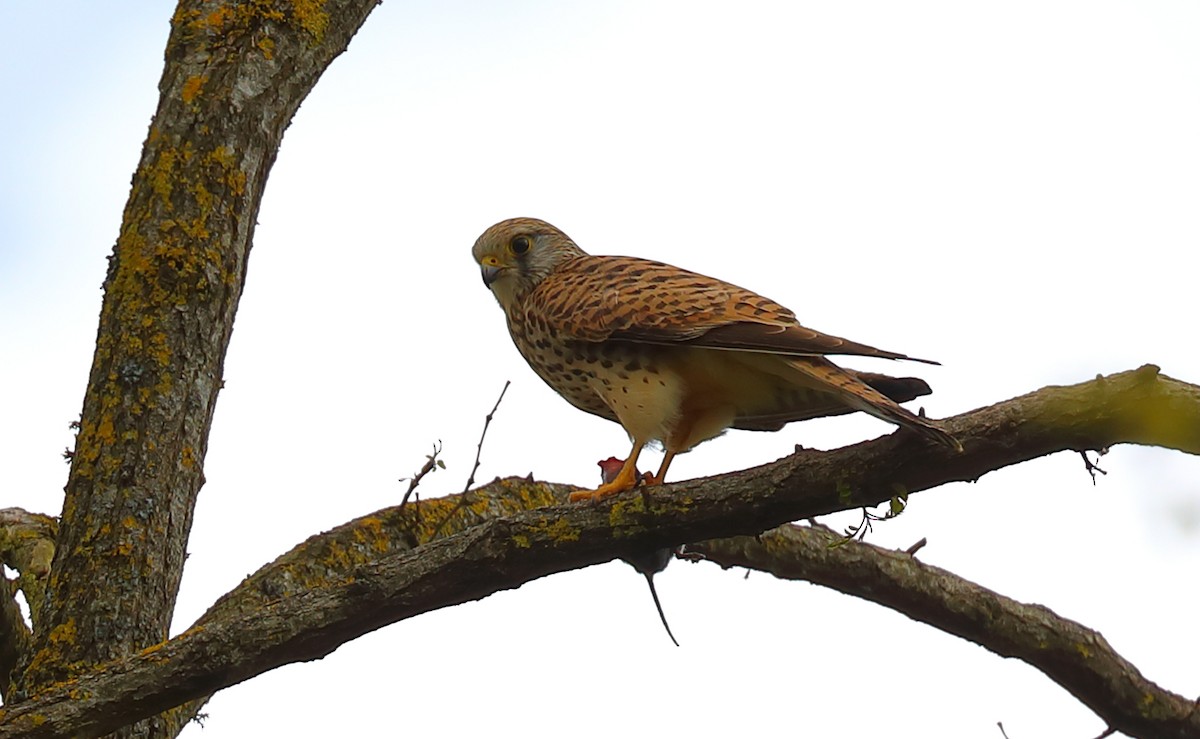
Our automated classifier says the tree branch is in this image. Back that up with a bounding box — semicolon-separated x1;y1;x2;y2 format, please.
1;366;1196;738
0;508;56;700
687;525;1200;739
0;508;56;632
0;582;30;705
14;0;382;728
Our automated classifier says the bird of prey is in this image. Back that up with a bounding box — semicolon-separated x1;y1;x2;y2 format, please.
471;217;960;502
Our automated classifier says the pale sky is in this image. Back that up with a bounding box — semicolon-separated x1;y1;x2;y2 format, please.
2;2;1199;737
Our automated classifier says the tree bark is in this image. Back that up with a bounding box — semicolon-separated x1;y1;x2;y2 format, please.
8;1;380;737
1;367;1197;739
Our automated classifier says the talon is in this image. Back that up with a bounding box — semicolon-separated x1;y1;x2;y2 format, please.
573;449;645;501
569;474;639;502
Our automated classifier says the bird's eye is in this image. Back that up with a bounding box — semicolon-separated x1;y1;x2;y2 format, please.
510;235;532;255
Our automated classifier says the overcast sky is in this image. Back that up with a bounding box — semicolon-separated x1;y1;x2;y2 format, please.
2;2;1199;737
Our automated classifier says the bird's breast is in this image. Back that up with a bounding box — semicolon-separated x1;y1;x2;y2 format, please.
506;314;688;432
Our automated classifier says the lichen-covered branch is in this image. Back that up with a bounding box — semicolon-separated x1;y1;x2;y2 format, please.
0;366;1196;738
687;525;1200;739
0;507;56;702
0;508;56;632
0;581;30;705
13;0;381;731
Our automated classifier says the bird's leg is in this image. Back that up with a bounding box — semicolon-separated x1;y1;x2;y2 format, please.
647;450;678;486
570;439;647;502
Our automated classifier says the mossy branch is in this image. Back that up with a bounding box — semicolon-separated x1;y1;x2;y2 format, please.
0;366;1196;738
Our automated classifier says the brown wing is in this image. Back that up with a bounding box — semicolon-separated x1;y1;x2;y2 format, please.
524;254;938;364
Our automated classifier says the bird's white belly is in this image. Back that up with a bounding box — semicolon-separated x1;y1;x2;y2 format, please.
587;365;684;444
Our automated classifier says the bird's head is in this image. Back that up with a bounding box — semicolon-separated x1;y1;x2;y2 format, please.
471;217;586;311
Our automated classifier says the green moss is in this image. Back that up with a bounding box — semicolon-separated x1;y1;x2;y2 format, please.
837;480;854;506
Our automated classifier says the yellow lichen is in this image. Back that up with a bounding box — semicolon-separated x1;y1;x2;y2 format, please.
95;416;116;444
200;5;234;31
352;517;392;554
289;0;329;41
608;495;646;529
535;517;580;543
47;619;77;646
181;75;205;104
149;149;178;205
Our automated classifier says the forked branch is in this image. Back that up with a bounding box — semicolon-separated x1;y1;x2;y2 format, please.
0;366;1197;738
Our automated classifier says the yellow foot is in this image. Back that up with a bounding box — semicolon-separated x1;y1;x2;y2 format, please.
574;446;652;502
569;476;639;502
570;469;661;502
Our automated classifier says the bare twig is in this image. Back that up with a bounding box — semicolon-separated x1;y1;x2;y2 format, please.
904;537;928;556
426;382;512;540
399;442;444;511
463;381;510;493
996;721;1010;739
1080;450;1108;484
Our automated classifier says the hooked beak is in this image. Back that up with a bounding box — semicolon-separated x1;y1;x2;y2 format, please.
481;264;502;287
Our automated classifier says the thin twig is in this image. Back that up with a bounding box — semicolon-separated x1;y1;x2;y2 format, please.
905;537;928;555
463;380;510;494
1080;450;1108;485
427;382;512;540
399;441;444;511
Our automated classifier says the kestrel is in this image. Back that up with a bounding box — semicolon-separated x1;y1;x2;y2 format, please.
472;217;960;502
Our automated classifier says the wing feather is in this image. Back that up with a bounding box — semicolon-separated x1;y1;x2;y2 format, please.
523;254;938;363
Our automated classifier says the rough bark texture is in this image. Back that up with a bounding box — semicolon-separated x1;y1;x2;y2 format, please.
0;367;1197;739
689;526;1200;739
0;509;56;701
6;1;380;737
